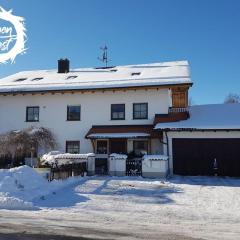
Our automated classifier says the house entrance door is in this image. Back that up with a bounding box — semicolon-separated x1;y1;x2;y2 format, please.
95;140;108;175
109;139;127;154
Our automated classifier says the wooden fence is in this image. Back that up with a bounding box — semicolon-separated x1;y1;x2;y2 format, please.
49;162;87;181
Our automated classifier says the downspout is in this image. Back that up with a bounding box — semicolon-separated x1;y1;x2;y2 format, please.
164;130;170;178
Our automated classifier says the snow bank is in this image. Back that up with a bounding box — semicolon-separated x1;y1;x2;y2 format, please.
0;165;82;210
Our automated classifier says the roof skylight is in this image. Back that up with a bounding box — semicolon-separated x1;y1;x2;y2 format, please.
131;72;141;76
67;76;77;80
14;78;27;82
32;77;43;81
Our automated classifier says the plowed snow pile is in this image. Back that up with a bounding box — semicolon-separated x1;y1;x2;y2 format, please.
0;166;79;210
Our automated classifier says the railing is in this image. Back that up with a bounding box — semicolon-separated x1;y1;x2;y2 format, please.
169;107;189;113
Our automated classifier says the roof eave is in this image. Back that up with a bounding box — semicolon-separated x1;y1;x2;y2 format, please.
0;82;193;95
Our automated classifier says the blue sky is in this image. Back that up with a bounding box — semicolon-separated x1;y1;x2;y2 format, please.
0;0;239;104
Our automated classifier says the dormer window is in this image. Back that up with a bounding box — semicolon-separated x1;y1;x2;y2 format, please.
131;72;141;76
32;77;43;81
15;78;27;82
67;76;77;80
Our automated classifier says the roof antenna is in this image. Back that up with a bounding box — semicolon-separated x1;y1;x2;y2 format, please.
98;45;109;68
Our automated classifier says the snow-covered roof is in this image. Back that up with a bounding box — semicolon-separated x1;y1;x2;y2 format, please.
87;132;150;139
41;152;95;166
155;104;240;130
55;153;95;160
0;61;191;93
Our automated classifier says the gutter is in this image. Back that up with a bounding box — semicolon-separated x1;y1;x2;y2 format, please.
164;131;171;178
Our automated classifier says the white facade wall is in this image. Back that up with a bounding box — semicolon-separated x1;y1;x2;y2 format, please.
163;131;240;174
0;89;170;154
142;159;168;178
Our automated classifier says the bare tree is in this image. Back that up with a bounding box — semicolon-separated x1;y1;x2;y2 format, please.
0;127;57;167
224;93;240;104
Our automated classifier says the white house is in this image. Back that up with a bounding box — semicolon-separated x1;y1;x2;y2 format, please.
0;59;239;177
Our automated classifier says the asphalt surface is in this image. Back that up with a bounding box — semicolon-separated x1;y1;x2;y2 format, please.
0;232;204;240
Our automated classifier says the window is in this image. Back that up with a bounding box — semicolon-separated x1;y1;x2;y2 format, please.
96;140;108;154
26;106;39;122
133;103;148;119
111;104;125;120
133;140;148;157
66;141;80;154
67;105;81;121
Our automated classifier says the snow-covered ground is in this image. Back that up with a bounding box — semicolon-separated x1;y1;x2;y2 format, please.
0;166;240;239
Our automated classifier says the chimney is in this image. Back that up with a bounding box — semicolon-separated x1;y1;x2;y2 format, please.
58;58;70;73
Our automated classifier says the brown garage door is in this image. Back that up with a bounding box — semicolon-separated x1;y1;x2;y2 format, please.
172;138;240;177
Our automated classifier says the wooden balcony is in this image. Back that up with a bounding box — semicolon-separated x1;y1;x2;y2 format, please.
154;107;189;125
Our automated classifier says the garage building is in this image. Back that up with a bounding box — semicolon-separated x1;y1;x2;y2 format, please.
156;104;240;177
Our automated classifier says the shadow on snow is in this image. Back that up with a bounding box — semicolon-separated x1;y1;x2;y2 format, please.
33;178;90;208
170;175;240;187
33;176;183;208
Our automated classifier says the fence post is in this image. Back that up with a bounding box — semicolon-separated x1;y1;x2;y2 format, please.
108;155;115;176
87;155;95;176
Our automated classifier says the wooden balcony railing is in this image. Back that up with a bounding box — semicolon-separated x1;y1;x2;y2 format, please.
168;107;189;113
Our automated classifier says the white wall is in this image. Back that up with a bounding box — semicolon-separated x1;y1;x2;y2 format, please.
142;159;168;177
0;89;170;154
151;138;163;154
163;131;240;174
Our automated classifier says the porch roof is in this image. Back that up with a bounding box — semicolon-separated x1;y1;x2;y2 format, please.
85;125;160;139
87;132;150;139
